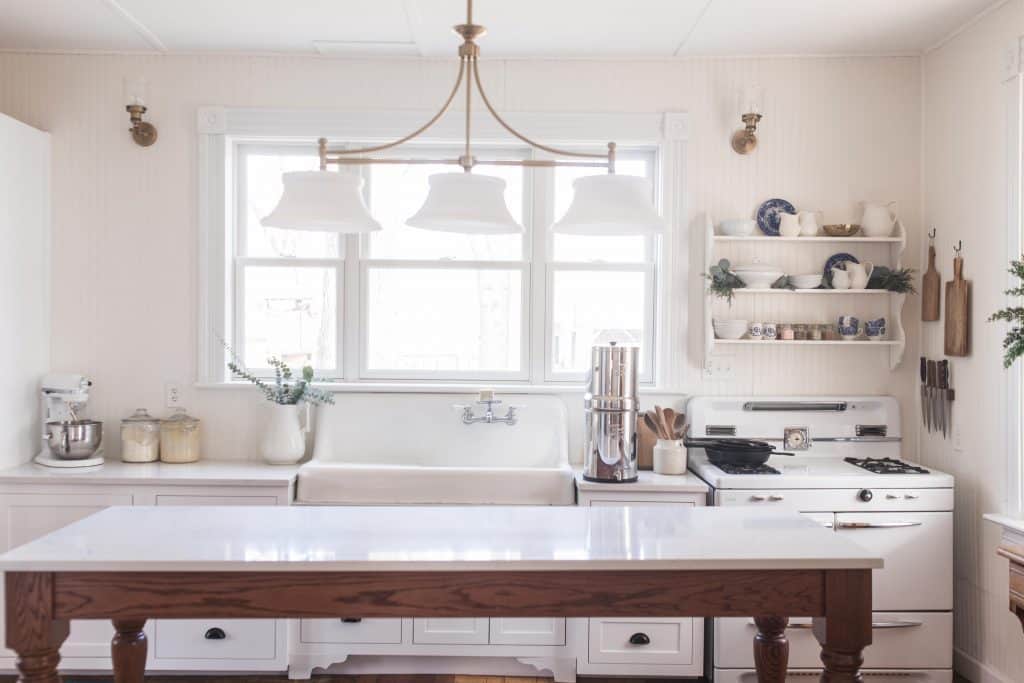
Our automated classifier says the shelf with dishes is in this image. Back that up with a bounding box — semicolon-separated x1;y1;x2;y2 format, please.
703;204;908;370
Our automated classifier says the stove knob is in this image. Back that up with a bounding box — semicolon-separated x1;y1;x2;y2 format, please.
858;489;874;503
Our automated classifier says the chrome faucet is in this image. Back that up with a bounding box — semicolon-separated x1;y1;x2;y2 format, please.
455;391;520;426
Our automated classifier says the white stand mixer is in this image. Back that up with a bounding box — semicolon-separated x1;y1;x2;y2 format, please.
34;374;104;468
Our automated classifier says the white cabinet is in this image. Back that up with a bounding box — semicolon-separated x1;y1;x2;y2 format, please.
413;618;490;645
588;617;697;666
490;618;566;646
300;618;403;645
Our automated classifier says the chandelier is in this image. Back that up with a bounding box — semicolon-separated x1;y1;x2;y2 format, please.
262;0;664;236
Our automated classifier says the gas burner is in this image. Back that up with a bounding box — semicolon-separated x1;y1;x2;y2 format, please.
716;463;781;475
844;457;930;475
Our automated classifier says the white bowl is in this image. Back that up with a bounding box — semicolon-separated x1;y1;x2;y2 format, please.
790;273;824;289
736;270;785;290
713;319;748;340
732;263;782;273
718;219;756;237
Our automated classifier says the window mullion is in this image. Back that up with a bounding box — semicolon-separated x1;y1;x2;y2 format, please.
530;152;552;384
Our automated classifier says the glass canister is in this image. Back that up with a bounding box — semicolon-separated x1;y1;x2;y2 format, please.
120;408;160;463
160;408;201;463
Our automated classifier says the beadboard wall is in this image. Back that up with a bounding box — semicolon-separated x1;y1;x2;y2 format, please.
0;52;921;463
922;1;1024;680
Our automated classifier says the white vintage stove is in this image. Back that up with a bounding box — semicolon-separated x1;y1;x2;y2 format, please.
686;396;953;683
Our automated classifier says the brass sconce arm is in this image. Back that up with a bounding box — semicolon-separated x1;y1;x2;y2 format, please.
731;112;762;155
126;104;157;147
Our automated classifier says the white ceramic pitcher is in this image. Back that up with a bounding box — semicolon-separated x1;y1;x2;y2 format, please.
861;201;897;237
846;261;874;289
778;212;801;237
798;210;822;236
260;403;310;465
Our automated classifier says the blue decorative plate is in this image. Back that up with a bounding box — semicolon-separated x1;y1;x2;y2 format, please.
824;253;859;286
756;198;797;236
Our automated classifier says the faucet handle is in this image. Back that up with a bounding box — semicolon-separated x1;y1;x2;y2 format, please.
450;403;471;412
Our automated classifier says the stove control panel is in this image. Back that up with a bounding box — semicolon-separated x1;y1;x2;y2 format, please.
783;427;811;450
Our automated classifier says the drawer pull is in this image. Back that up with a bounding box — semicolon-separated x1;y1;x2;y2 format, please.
835;521;922;529
204;627;226;640
628;632;651;645
871;620;923;629
341;618;363;623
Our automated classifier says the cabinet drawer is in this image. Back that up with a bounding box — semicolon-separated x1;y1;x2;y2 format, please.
154;619;276;660
588;617;696;665
413;618;489;645
589;500;695;507
300;618;402;645
154;495;278;506
715;612;952;669
490;618;565;646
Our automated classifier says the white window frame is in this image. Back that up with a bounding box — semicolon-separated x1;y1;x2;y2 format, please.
197;107;687;389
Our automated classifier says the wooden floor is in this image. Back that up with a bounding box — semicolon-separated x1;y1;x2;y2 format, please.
1;676;684;683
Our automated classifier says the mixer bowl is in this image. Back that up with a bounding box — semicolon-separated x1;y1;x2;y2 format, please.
45;420;103;460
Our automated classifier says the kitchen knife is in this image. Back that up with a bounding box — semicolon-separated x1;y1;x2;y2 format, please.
927;360;939;437
937;360;948;438
920;356;930;432
939;359;954;439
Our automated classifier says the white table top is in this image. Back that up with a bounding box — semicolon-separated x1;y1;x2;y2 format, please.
0;505;882;572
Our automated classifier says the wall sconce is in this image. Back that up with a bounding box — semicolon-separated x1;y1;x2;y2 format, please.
124;77;157;147
731;86;764;155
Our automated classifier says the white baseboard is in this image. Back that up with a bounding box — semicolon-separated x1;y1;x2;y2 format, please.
956;648;1014;683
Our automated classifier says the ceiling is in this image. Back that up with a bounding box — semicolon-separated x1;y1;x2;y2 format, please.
0;0;1000;58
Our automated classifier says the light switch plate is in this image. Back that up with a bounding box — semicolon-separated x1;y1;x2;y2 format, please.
164;382;181;409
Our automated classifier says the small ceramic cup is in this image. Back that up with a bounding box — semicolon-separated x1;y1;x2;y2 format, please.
838;324;860;341
866;317;886;341
653;439;687;475
838;315;860;330
763;322;778;340
749;322;764;340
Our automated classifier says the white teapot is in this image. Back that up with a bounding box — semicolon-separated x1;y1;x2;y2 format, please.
861;201;897;237
846;261;874;290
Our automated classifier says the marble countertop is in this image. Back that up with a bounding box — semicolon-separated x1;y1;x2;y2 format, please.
0;460;298;487
984;513;1024;535
0;505;882;572
574;469;710;493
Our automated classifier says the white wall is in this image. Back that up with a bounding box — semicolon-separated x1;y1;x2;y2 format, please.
0;53;921;464
922;2;1024;680
0;113;50;469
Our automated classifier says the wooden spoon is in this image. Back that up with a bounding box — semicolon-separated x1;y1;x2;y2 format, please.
663;408;679;439
643;411;662;438
653;406;672;440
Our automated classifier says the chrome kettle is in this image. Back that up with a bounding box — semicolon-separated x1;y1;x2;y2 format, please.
582;342;639;483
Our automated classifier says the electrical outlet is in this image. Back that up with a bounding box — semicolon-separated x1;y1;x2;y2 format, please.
164;382;181;409
702;357;735;379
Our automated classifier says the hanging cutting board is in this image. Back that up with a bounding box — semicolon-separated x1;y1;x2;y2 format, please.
922;244;940;321
944;255;969;356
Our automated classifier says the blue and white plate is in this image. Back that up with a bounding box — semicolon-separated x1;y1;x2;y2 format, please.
824;253;859;286
756;198;797;236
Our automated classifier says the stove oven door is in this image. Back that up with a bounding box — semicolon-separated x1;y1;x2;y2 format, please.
834;511;952;611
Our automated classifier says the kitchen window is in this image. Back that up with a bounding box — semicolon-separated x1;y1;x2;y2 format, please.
227;141;658;384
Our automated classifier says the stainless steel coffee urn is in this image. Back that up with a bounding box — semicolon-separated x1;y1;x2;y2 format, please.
583;342;639;483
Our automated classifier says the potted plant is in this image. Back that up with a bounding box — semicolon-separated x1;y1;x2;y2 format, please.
989;257;1024;367
225;345;335;465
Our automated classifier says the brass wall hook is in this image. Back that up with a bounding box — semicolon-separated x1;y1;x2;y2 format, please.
126;104;157;147
928;227;936;241
731;112;763;155
954;240;962;256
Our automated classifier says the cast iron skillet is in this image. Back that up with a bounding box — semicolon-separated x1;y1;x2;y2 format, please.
683;438;795;467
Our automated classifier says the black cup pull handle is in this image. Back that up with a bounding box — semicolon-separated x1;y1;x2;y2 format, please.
341;618;363;623
629;632;650;645
204;627;226;640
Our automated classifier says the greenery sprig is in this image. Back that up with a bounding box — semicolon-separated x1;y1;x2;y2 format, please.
223;342;335;406
771;275;796;290
989;257;1024;368
705;259;745;303
868;266;917;294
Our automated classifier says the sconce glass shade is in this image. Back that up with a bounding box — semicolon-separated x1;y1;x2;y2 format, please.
552;174;665;235
406;172;523;234
261;171;382;233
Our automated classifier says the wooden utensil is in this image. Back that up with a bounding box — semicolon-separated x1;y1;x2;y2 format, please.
653;405;671;440
663;408;678;438
637;413;657;470
944;252;969;356
922;243;940;321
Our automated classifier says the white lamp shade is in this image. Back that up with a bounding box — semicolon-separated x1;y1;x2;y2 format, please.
261;171;382;233
552;174;665;235
406;172;523;234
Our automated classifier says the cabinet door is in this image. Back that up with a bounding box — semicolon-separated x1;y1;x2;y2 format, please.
0;492;133;660
588;617;696;665
489;618;565;646
412;618;489;645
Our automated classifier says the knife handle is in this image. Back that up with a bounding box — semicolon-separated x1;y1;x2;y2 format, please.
920;356;927;384
927;360;937;389
938;360;948;390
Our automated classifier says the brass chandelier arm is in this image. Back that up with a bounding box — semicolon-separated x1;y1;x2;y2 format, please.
470;56;615;171
320;57;467;163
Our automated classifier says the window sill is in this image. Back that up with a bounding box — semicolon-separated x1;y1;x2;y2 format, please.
196;381;687;396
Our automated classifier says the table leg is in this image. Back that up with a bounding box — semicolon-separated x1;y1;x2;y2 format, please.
111;619;147;683
4;573;69;683
813;569;872;683
753;616;789;682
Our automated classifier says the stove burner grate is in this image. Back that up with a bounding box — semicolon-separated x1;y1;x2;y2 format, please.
844;456;930;475
716;463;781;475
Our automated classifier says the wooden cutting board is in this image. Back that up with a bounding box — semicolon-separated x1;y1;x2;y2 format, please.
637;412;656;470
944;255;969;356
922;244;940;321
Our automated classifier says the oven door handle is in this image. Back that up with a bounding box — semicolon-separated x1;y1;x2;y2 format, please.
762;620;923;630
835;521;922;529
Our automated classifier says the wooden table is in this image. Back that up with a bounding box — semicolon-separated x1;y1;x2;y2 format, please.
985;514;1024;632
0;505;880;683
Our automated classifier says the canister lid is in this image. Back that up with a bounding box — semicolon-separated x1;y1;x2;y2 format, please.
161;407;199;426
122;408;159;424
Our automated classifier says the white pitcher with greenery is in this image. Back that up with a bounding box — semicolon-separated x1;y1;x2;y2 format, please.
226;346;335;465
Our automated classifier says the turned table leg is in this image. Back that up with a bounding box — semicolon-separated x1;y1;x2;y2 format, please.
111;619;147;683
753;616;789;683
813;569;873;683
5;573;69;683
